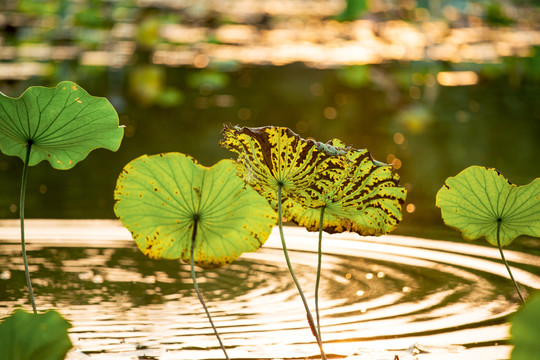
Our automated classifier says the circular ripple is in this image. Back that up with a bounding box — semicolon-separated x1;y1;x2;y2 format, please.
0;225;539;360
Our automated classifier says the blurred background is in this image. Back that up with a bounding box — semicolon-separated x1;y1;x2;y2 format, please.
0;0;539;239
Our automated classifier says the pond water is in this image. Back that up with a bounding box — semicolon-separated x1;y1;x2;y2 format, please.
1;1;540;236
1;220;539;360
1;3;540;358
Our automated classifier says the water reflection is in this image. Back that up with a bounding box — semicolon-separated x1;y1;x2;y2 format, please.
0;1;539;237
0;220;539;359
1;1;539;71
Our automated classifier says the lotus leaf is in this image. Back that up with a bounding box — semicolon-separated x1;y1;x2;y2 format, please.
220;125;344;209
436;166;540;246
0;81;123;169
114;152;277;268
285;139;406;236
510;293;540;360
0;309;72;360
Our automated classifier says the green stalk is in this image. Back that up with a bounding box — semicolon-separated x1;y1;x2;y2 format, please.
277;184;327;360
20;141;37;314
315;206;326;340
190;216;230;360
496;220;526;306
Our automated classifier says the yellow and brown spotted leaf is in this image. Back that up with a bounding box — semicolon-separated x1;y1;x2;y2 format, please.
114;153;277;269
285;140;407;236
220;125;344;209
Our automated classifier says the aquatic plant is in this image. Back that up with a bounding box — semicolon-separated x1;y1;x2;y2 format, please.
284;138;406;337
0;309;72;360
114;152;277;359
285;139;405;236
0;81;124;313
510;292;540;359
221;125;405;355
436;166;540;305
221;125;345;359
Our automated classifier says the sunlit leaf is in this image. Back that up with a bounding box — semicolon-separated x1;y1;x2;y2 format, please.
510;293;540;360
436;166;540;246
220;125;344;209
285;139;406;236
114;153;277;269
0;81;123;169
0;309;72;360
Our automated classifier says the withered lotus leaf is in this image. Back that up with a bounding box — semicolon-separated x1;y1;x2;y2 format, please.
285;139;407;236
220;125;344;209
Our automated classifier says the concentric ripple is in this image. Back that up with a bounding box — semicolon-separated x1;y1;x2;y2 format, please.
0;220;539;360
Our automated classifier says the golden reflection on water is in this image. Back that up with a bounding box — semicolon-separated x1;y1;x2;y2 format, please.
0;220;539;359
1;1;540;80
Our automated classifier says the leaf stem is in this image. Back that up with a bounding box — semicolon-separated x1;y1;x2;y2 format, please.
315;206;326;341
277;184;327;360
190;217;230;360
20;141;37;314
496;220;526;307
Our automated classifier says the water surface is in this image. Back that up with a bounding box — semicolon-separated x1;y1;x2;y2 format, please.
1;220;539;360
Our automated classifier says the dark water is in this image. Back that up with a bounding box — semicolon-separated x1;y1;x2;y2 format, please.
1;64;539;236
1;220;539;359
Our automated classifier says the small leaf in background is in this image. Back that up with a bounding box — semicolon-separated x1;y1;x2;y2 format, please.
0;309;72;360
285;139;407;236
335;0;368;22
336;65;370;89
0;81;124;169
510;293;540;360
220;125;343;209
114;153;277;269
436;166;540;246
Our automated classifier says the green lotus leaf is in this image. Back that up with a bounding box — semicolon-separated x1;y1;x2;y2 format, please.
285;139;407;236
436;166;540;246
114;153;277;269
510;293;540;360
0;81;123;169
0;309;72;360
220;125;344;209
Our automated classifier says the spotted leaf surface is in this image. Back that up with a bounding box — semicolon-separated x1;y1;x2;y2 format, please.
436;166;540;246
114;153;277;269
220;125;343;209
285;139;406;236
0;81;123;169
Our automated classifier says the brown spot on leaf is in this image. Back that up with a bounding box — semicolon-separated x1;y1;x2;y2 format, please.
193;187;202;199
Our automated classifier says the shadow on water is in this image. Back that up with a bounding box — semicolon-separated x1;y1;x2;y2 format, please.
0;220;539;359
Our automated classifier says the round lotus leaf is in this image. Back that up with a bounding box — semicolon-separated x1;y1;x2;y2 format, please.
0;81;123;169
510;293;540;360
0;309;72;360
114;153;277;269
285;139;406;236
220;125;344;209
436;166;540;246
